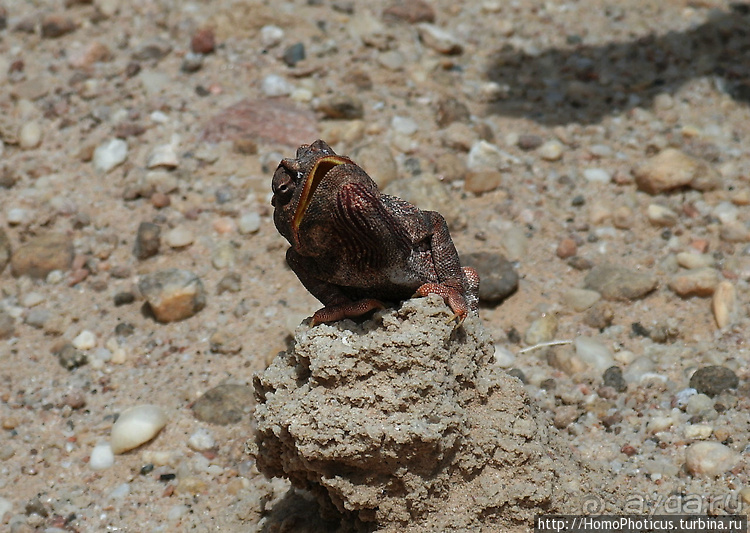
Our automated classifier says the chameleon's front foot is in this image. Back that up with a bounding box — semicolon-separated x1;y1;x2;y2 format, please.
311;299;385;326
416;282;469;324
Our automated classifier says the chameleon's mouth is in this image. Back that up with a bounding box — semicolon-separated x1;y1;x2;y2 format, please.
292;155;348;233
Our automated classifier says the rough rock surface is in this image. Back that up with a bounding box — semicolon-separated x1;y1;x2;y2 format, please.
252;295;589;531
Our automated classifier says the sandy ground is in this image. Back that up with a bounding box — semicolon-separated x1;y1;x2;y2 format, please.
1;0;750;531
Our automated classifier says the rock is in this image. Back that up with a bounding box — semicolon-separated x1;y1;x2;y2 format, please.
435;152;467;182
209;329;243;354
10;233;74;279
583;168;611;183
282;42;305;67
146;143;179;169
191;28;216;54
719;222;750;243
251;295;585;530
539;140;564;161
89;442;115;470
712;281;736;329
383;173;464;230
574;336;615;373
69;41;112;68
187;428;215;452
517;134;543;151
164;227;194;248
0;228;10;274
72;330;96;350
138;269;206;323
467;140;515;171
93;138;128;173
553;405;580;429
217;272;242;294
584;264;657;301
25;308;51;329
464;170;504;194
391;115;418;136
633;148;720;194
260;25;285;48
55;343;88;370
675;252;714;270
689;366;739;397
686;394;714;416
132;39;172;61
602;366;627;392
668;267;719;297
133;222;161;260
383;0;435;23
202;98;318;147
562;288;600;312
685;442;739;477
260;74;294;97
524;313;558;346
110;405;168;454
316;94;364;120
0;311;15;339
435;97;470;127
462;251;518;304
556;238;577;259
417;23;463;54
18;121;42;149
41;15;77;38
192;384;254;425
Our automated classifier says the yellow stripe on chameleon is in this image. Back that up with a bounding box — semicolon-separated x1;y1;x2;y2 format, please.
292;155;349;231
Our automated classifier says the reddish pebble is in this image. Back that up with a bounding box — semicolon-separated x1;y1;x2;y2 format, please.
556;238;577;259
208;83;223;95
213;217;236;234
621;444;637;456
151;192;171;208
690;239;709;253
191;28;216;54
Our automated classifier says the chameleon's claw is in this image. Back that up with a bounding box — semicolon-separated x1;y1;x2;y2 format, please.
416;282;469;326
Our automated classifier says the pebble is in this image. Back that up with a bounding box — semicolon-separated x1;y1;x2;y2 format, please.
351;142;398;190
685;442;739;477
260;74;294;97
238;212;261;235
110;404;168;454
10;233;74;279
612;206;634;229
538;140;564;161
217;272;242;294
556;238;577;259
686;394;714;416
719;222;750;243
133;222;161;260
633;148;720;194
562;288;600;312
211;241;236;269
0;497;11;522
712;281;736;329
675;252;714;270
69;41;111;68
316;94;364;120
72;330;96;350
191;28;216;54
282;42;305;67
147;143;179;169
89;442;115;470
668;267;719;297
192;384;255;425
181;53;204;73
553;405;579;429
517;134;543;151
18;121;42;149
501;226;528;260
0;229;10;274
378;50;405;70
602;366;627;392
646;204;678;227
41;14;77;38
25;308;51;329
646;415;674;434
684;424;713;440
584;264;657;301
187;428;216;451
583;168;611;183
93;139;128;173
260;25;284;48
164;227;194;248
138;269;206;323
462;251;518;304
383;0;435;23
435;97;470;127
417;23;463;54
55;343;88;370
109;483;131;500
574;336;615;373
689;366;739;397
713;201;738;225
0;311;15;338
7;207;30;225
391;116;418;136
492;345;515;368
464;170;504;194
466;140;515;171
132;39;172;61
524;313;558;346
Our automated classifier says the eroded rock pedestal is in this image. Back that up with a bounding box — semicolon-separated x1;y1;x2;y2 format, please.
252;295;588;531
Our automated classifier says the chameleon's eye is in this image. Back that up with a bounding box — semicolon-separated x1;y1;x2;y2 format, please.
272;166;295;205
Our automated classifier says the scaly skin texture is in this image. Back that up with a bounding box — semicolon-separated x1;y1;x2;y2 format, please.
271;139;479;325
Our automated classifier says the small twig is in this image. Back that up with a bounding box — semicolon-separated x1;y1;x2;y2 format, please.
517;340;573;354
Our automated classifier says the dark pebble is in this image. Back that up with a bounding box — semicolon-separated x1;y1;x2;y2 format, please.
567;256;593;270
631;322;650;337
602;366;627;392
583;301;614;329
191;28;216;54
41;15;77;39
114;291;135;306
0;311;15;339
462;251;518;305
282;42;305;67
506;326;521;344
0;228;10;274
159;473;176;482
316;94;364;120
131;39;172;61
435;97;470;127
11;233;74;279
507;368;526;383
689;366;739;397
383;0;435;23
181;53;203;73
133;222;161;260
140;463;155;475
115;322;135;337
55;343;87;370
25;496;49;517
192;384;255;425
540;378;556;391
517;134;543;151
571;195;586;206
0;6;6;31
602;411;623;428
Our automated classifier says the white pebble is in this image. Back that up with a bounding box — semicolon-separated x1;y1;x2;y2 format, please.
261;74;294;97
72;330;97;350
93;138;128;173
583;168;611;183
19;121;42;149
0;497;12;522
147;143;179;169
539;140;564;161
492;345;515;368
109;483;131;500
187;428;215;451
46;270;65;284
674;388;697;409
712;281;736;329
6;207;30;225
165;227;195;248
150;110;170;123
684;424;713;440
467;140;516;171
21;292;45;308
168;504;189;521
89;441;115;470
714;201;739;225
646;415;674;434
685;441;739;477
238;212;261;235
573;336;614;372
110;404;168;454
260;25;284;48
391;116;419;136
589;144;613;158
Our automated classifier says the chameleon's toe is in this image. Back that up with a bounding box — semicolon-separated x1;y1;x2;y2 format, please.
311;299;385;326
416;282;469;323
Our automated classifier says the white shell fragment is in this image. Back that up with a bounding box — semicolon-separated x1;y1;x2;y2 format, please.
110;404;168;454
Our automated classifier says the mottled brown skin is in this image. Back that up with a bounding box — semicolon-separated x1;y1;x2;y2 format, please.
272;139;479;325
